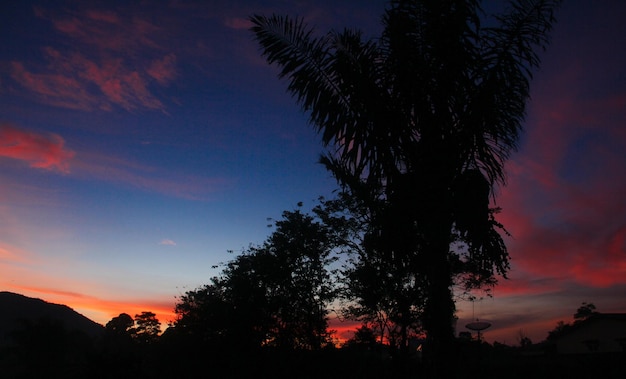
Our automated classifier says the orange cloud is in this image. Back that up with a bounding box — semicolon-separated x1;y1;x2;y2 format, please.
0;123;75;173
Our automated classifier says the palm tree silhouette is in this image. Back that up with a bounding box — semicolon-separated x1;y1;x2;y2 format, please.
251;0;560;374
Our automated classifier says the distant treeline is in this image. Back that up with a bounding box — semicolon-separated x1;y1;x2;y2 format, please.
1;314;624;379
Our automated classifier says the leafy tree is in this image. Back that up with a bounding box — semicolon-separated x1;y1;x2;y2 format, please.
173;207;340;350
225;208;340;349
134;311;161;344
546;320;571;341
105;313;135;337
317;192;426;351
250;0;560;371
5;317;94;377
102;312;137;375
547;302;598;341
517;329;532;347
343;240;425;350
574;302;597;322
172;284;234;348
344;325;378;349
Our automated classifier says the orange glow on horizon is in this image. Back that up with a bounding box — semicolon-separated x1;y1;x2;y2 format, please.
5;284;177;330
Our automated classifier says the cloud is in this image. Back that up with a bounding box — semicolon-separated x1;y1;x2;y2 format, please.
147;54;178;85
10;6;179;112
11;47;170;111
10;60;103;111
0;123;75;173
477;1;626;343
35;6;161;54
497;97;626;289
0;243;34;265
492;22;626;289
69;149;233;201
224;17;251;30
159;239;177;246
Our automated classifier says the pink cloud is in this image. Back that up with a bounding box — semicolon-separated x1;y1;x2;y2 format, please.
39;6;160;54
499;166;626;289
11;48;171;111
0;123;75;173
147;54;178;85
69;149;233;201
84;9;120;24
490;30;626;289
159;239;177;246
488;274;562;298
224;17;252;30
11;6;179;112
84;59;164;111
10;61;104;111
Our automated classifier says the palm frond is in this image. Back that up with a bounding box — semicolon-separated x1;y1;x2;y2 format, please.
464;0;562;185
250;15;354;139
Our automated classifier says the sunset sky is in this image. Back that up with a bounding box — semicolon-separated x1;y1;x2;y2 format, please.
1;0;624;345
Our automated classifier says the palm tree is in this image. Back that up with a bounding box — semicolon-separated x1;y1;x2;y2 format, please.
251;0;559;372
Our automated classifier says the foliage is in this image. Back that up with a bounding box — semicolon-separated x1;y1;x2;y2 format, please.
105;313;134;336
172;283;234;347
573;302;597;322
546;320;571;341
345;325;378;348
3;317;95;378
173;207;341;350
134;311;161;344
250;1;561;369
546;302;599;341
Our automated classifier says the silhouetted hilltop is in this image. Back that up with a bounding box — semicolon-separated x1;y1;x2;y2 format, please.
0;291;104;345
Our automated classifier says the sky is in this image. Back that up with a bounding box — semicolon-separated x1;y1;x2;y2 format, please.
0;0;624;345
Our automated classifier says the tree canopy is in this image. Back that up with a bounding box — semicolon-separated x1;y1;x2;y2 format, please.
173;207;341;350
251;0;561;373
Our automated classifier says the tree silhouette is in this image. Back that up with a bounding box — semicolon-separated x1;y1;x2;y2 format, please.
172;284;233;348
5;317;94;377
222;208;339;350
547;302;600;341
574;302;598;322
134;311;161;344
173;207;339;351
105;313;134;337
347;325;378;348
251;0;560;373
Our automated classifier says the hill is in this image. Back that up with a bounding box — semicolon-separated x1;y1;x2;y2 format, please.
0;291;104;345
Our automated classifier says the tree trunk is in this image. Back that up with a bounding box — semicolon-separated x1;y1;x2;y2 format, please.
422;240;456;378
417;145;458;378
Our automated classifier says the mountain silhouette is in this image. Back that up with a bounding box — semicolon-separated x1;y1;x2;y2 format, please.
0;291;104;345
